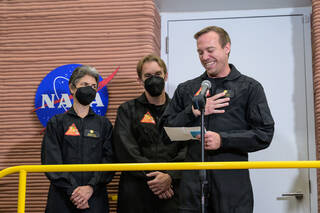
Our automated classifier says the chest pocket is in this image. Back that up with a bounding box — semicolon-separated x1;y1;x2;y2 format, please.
215;87;237;111
83;128;101;151
216;88;235;98
135;122;159;145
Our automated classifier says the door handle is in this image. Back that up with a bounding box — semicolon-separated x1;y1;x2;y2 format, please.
281;192;304;200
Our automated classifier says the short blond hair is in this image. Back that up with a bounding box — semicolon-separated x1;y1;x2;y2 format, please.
136;54;167;79
194;26;231;48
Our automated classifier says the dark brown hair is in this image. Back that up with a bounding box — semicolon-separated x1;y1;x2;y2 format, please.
69;65;99;90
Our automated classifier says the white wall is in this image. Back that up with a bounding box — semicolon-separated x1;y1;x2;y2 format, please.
159;6;317;213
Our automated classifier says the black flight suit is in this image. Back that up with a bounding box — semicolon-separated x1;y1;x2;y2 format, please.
41;107;114;213
161;64;275;213
113;93;187;213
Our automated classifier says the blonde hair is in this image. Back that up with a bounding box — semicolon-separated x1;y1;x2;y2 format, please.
194;26;231;48
136;54;167;79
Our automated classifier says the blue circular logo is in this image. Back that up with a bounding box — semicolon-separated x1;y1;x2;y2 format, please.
34;64;109;127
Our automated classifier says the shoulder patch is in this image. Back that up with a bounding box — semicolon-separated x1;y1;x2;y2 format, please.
194;87;201;96
194;86;210;96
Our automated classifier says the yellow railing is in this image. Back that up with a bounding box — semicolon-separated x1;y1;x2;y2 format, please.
1;161;320;213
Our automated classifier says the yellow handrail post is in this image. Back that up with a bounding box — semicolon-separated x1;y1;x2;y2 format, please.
17;170;27;213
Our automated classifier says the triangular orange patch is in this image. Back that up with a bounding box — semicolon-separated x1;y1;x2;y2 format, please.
141;112;156;124
65;123;80;136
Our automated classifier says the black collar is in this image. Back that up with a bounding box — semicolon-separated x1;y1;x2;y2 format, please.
137;92;170;106
67;106;95;117
200;64;241;81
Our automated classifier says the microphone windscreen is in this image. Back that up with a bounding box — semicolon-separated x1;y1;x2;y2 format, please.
201;80;211;89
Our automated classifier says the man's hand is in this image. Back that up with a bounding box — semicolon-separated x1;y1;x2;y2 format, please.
158;187;174;199
70;185;93;209
204;131;221;150
146;172;172;195
192;91;230;117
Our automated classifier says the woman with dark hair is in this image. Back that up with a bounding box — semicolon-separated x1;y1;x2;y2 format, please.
41;65;114;213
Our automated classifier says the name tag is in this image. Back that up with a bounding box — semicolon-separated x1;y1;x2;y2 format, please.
84;129;100;138
216;88;234;98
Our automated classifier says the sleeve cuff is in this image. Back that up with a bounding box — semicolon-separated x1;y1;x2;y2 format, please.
218;132;228;150
166;170;181;180
185;104;200;124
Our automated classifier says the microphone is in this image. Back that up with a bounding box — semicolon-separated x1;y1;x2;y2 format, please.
192;80;212;110
198;80;212;96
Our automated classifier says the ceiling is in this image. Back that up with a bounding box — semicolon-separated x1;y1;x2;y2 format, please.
154;0;312;12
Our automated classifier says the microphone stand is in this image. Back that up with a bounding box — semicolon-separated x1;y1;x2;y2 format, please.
200;107;207;213
192;95;207;213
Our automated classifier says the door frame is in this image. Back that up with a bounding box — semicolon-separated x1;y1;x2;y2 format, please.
159;7;317;213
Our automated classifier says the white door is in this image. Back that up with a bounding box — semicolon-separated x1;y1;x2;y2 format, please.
164;11;315;213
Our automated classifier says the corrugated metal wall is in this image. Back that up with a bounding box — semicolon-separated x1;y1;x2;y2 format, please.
0;0;160;212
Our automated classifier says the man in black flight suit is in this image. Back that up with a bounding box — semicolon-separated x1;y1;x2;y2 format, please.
161;26;275;213
113;54;187;213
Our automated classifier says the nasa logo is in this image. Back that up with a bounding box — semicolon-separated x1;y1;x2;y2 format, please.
34;64;109;127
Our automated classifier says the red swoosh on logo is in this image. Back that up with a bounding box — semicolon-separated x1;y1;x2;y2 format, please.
32;66;120;112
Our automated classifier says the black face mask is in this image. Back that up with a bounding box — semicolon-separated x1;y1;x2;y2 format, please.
144;75;165;97
75;86;97;106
